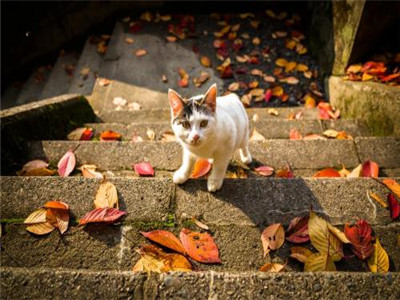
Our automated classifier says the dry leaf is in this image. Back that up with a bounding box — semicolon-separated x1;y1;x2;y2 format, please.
133;162;155;177
284;62;297;73
254;166;274;177
367;238;389;272
275;58;288;67
290;246;313;263
267;108;279;116
57;149;76;177
192;217;209;230
190;159;211;179
100;130;122;141
261;223;285;256
17;160;50;176
200;56;211;68
166;36;177;42
387;193;400;220
271;86;283;96
368;191;387;208
94;181;118;209
259;262;285;272
26;222;55;235
290;128;302;140
135;49;147;57
381;179;400;198
125;37;134;44
80;67;90;79
344;219;374;260
304;253;336;271
250;128;266;141
286;216;309;243
228;82;240;92
79;164;103;179
67;128;93;141
79;207;127;225
312;168;341;178
180;228;221;263
193;71;210;88
99;78;111;86
141;230;186;255
362;160;379;178
347;164;362;178
161;131;176;142
24;208;48;224
146;129;156;141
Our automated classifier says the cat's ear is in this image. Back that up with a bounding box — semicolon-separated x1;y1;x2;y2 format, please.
168;89;184;117
203;83;217;112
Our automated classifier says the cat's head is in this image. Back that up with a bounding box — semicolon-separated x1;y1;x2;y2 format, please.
168;83;217;147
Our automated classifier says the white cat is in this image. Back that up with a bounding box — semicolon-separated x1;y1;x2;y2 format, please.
168;83;252;192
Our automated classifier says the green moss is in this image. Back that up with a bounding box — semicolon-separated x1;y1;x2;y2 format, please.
131;214;176;231
1;218;25;224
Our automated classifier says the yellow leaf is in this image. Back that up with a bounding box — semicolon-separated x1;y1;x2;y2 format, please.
267;108;279;116
26;222;55;235
308;211;343;261
271;86;283;97
347;164;362;178
24;208;47;224
147;129;156;141
338;164;350;177
368;191;388;208
382;179;400;197
304;253;336;271
290;246;313;263
362;73;373;81
275;58;288;67
323;129;339;138
24;168;56;176
367;238;389;272
94;181;119;209
250;128;266;141
259;262;285;272
284;61;297;73
285;39;297;50
200;56;211;68
346;64;362;74
296;64;308;72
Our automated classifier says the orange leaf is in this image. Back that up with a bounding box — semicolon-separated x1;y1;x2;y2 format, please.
100;130;121;141
44;201;69;210
166;36;177;42
179;228;221;263
46;208;69;234
304;94;316;108
135;49;147;57
200;56;211;68
67;127;93;141
259;262;285;272
362;73;373;81
362;160;379;178
271;86;283;96
141;230;186;255
261;223;285;256
382;179;400;198
296;64;308;72
248;80;259;88
368;191;388;208
346;65;362;74
290;128;302;140
313;168;341;178
190;159;211;178
284;62;297;73
275;58;288;67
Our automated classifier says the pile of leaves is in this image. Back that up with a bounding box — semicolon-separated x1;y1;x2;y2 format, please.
345;59;400;86
133;228;221;272
259;210;390;272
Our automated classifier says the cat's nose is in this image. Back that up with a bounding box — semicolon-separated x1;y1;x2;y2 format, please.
192;134;200;142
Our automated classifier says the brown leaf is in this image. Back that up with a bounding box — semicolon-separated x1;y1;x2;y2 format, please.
286;215;309;243
24;208;48;224
192;217;209;230
261;223;285;256
193;72;210;88
99;78;111;86
259;262;285;272
290;246;313;263
146;129;156;141
17;160;50;176
26;222;55;235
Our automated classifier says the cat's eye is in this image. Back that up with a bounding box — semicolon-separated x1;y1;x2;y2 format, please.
181;121;191;129
200;120;208;127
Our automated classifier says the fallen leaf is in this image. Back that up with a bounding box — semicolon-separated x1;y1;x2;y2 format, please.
263;76;276;83
178;68;190;87
160;131;176;142
44;201;69;210
304;71;313;79
79;164;103;179
192;217;209;230
275;167;294;178
362;160;379;177
241;94;252;106
128;102;141;111
133;162;155;177
254;166;274;177
193;71;210;87
79;207;127;225
26;222;55;235
99;78;111;86
248;80;259;88
190;159;211;178
252;37;261;45
200;56;211;67
17;159;49;176
284;76;299;84
250;128;266;141
259;262;285;272
367;238;389;272
228;82;240;92
94;181;118;209
296;64;308;72
46;208;69;234
362;73;374;81
261;223;285;256
285;62;297;73
24;208;48;224
80;67;90;79
132;245;192;273
252;114;260;122
322;129;339;138
338;164;350;177
264;89;273;102
303;133;327;140
290;246;313;263
290;128;302;140
125;37;134;44
161;74;168;82
146;129;156;141
286;215;309;243
250;20;260;28
344;219;374;260
166;36;177;42
180;228;221;263
304;253;336;271
135;49;147;57
141;230;186;255
346;64;362;74
347;164;362;178
57;149;76;177
67;128;93;141
275;58;288;67
382;179;400;197
387;193;400;220
271;86;283;97
368;191;388;208
113;97;127;106
100;130;122;141
312;168;341;178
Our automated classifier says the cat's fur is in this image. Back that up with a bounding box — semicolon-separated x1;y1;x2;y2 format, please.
168;83;252;192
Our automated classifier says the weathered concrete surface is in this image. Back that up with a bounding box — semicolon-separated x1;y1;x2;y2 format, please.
0;177;173;221
96;106;320;124
0;95;96;175
329;76;400;136
176;178;396;226
321;119;370;137
2;267;399;300
355;137;400;169
16;66;51;105
27;139;364;172
85;119;326;140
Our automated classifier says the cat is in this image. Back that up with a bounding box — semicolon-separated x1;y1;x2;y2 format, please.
168;83;252;192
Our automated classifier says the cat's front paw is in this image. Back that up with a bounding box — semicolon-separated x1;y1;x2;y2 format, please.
173;169;189;184
207;178;224;192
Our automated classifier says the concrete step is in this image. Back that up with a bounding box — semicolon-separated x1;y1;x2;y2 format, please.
26;138;399;175
1;84;22;110
2;267;398;299
41;51;79;99
68;38;104;95
16;66;52;105
1;177;399;273
83;118;370;140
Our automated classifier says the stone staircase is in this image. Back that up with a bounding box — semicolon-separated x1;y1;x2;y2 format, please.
1;18;400;300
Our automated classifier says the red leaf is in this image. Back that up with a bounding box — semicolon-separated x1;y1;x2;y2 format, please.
290;128;302;140
387;193;400;220
220;65;233;78
57;149;76;177
79;207;127;225
362;160;379;177
286;215;309;243
81;128;93;140
312;168;341;178
344;219;374;260
190;159;211;178
254;166;274;177
141;230;186;255
264;89;272;102
179;228;221;263
133;162;155;177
